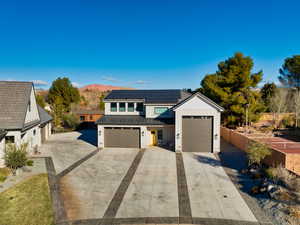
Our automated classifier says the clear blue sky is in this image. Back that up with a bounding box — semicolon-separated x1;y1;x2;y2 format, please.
0;0;299;89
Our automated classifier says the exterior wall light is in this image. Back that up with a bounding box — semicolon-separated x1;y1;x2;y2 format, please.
98;130;101;136
141;131;145;136
214;134;218;140
176;133;180;139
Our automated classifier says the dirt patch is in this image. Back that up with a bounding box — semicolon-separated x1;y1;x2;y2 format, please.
59;176;81;220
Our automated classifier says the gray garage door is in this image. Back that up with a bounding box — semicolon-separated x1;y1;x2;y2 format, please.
104;127;140;148
182;116;213;152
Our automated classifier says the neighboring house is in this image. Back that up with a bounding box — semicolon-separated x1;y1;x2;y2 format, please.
74;109;104;122
0;81;53;167
96;89;224;152
0;129;7;168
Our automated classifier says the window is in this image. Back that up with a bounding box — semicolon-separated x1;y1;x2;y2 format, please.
5;136;15;144
154;107;168;115
90;115;93;120
136;102;144;112
80;116;85;121
157;130;163;140
111;103;117;112
128;103;134;112
28;100;31;112
119;102;126;112
33;129;36;136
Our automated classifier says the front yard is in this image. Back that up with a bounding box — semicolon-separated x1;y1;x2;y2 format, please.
0;174;54;225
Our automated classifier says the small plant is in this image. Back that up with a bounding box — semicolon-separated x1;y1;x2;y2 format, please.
264;167;277;180
0;167;10;183
26;160;34;167
4;143;29;175
246;141;271;166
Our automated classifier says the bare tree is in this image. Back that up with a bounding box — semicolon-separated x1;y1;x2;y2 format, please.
269;88;289;128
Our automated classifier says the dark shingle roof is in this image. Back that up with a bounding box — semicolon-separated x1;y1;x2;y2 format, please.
73;109;104;115
0;81;33;130
96;115;174;125
104;89;191;104
38;106;52;125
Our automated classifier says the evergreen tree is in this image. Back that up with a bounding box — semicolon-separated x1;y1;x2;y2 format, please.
47;77;80;112
279;55;300;89
260;82;277;112
201;52;264;127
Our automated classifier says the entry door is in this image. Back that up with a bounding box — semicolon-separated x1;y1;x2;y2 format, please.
182;116;213;152
151;130;158;146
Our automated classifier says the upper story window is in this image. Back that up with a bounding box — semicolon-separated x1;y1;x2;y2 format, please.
119;103;126;112
128;103;134;112
28;100;31;112
154;107;168;115
136;102;144;112
110;103;117;112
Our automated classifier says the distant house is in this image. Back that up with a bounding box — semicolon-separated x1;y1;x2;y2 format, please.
96;89;224;152
0;81;53;167
74;109;104;122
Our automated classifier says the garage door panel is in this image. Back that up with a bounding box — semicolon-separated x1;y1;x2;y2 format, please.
104;127;140;148
182;116;212;152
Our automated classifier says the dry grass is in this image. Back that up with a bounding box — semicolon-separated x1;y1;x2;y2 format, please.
0;173;54;225
0;167;10;183
274;165;300;191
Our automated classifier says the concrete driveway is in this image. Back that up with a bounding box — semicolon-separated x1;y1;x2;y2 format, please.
42;131;260;225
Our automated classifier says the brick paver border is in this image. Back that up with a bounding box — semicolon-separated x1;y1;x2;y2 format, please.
102;149;146;220
176;153;192;224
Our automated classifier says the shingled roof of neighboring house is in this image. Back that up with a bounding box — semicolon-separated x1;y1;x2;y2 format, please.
96;115;175;125
0;81;38;130
38;106;53;125
104;89;191;104
73;109;104;115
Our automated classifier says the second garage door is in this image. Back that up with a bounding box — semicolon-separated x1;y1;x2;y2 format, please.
104;127;140;148
182;116;213;152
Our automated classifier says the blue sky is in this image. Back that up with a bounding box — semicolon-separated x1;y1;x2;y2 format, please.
0;0;299;89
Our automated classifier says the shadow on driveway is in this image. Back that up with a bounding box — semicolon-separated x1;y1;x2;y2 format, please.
77;129;97;147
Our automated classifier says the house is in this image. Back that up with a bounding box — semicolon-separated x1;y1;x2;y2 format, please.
74;109;104;122
0;129;7;167
96;89;224;152
0;81;53;167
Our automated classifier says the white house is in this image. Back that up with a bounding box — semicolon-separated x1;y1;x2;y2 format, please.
0;81;52;167
96;90;224;152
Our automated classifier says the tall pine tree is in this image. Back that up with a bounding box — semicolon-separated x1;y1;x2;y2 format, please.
201;52;264;127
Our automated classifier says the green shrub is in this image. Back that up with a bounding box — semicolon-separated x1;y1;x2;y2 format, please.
26;160;34;167
4;143;28;175
246;141;272;166
62;113;79;130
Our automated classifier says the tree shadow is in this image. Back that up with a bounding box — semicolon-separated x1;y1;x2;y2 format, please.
77;129;97;147
192;154;222;167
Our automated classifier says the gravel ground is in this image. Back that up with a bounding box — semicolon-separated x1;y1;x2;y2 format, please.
218;139;295;225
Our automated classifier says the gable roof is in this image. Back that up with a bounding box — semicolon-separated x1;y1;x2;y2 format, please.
172;92;224;112
104;89;191;104
0;81;37;130
38;106;53;125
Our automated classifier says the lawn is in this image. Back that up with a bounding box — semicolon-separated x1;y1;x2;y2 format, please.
0;173;54;225
0;167;10;183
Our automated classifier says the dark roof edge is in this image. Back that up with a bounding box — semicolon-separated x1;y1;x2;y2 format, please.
172;92;224;112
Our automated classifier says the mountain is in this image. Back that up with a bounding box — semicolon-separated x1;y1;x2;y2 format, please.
80;84;133;92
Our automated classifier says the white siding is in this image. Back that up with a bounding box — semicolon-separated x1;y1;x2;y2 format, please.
97;125;174;149
5;125;41;155
24;87;40;124
174;95;221;153
104;102;145;115
0;137;5;168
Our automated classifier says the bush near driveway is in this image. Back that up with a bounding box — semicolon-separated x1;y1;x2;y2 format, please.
246;141;271;166
0;174;54;225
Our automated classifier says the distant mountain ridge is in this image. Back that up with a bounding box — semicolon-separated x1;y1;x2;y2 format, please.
80;84;133;92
